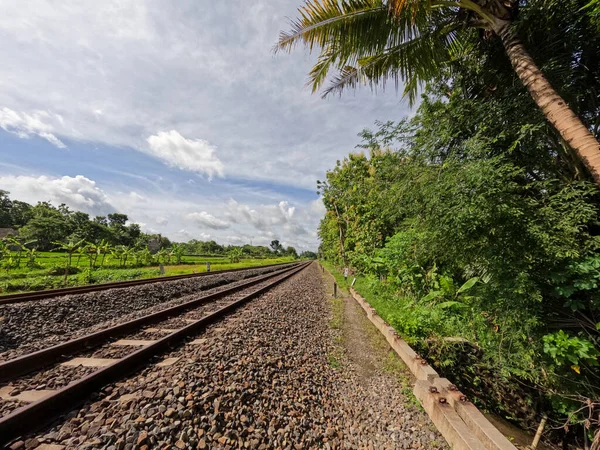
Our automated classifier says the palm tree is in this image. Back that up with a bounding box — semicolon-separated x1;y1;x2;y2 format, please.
277;0;600;184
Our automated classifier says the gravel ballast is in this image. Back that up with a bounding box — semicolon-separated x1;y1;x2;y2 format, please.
15;262;445;449
0;264;295;356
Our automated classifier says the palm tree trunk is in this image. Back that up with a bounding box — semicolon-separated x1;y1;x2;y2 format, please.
496;22;600;184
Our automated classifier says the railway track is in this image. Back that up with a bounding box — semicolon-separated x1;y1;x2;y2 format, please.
0;261;298;305
0;261;310;447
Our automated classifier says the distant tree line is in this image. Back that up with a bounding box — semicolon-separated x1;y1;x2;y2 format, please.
0;190;313;260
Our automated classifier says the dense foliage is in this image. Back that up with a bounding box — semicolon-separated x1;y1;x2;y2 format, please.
317;0;600;443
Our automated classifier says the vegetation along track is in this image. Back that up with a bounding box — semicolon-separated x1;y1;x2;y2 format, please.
0;261;296;305
0;261;310;446
0;262;299;356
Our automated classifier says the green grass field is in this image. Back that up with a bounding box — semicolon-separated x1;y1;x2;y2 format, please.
33;252;231;268
0;253;296;295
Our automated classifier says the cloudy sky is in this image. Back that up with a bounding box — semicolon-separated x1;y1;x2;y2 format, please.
0;1;412;251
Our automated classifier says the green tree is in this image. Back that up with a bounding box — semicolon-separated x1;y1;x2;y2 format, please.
107;213;128;228
10;200;33;227
317;113;600;437
284;246;298;259
0;190;13;227
270;240;284;255
20;217;69;251
94;216;108;226
277;0;600;184
300;250;318;259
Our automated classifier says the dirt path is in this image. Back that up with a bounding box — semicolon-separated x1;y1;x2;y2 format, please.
321;267;447;449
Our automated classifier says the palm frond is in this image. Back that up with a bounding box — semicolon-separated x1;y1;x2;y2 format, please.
276;0;387;53
308;45;339;92
277;0;483;101
388;0;432;21
321;21;463;104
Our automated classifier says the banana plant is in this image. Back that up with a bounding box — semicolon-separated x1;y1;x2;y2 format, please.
4;237;29;269
171;244;184;264
75;245;88;268
155;248;169;265
110;245;127;267
97;240;111;268
24;247;38;269
121;246;135;267
228;247;243;264
52;239;85;284
420;275;479;311
138;247;153;266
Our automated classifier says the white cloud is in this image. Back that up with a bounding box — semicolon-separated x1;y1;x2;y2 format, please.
0;107;66;148
0;174;113;215
308;198;326;216
226;199;297;232
278;201;295;221
186;211;230;230
176;229;211;241
155;216;169;226
224;235;246;245
0;0;412;190
0;171;324;251
146;130;224;178
284;222;308;236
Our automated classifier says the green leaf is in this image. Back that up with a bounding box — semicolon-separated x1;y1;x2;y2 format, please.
437;301;467;310
421;290;443;302
456;277;479;294
439;275;455;294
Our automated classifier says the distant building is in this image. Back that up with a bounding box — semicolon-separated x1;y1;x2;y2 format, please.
148;237;161;253
0;228;18;239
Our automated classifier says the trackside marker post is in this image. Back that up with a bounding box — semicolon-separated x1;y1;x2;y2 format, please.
531;415;547;450
333;282;337;298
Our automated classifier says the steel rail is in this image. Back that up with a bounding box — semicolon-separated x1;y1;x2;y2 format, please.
0;263;306;382
0;261;310;447
0;261;299;305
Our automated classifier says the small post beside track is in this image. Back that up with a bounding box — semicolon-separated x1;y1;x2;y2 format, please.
333;282;337;298
531;414;547;450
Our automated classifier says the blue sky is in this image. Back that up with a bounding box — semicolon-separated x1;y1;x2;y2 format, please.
0;0;412;251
